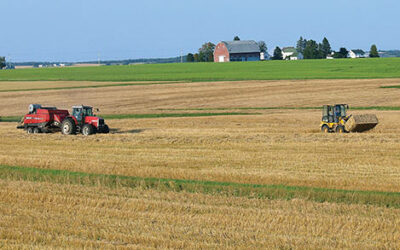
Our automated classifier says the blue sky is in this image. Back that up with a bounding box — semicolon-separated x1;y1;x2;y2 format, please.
1;0;399;62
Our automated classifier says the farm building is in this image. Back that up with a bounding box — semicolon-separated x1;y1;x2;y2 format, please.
282;47;303;60
214;40;260;62
348;49;366;58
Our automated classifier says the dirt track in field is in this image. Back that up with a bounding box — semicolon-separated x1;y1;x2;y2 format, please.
1;78;400;116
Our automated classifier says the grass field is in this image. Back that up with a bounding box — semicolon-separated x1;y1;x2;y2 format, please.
1;68;400;247
1;57;400;82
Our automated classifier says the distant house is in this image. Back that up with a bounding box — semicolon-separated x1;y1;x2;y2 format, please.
214;40;261;62
348;49;366;58
282;47;303;60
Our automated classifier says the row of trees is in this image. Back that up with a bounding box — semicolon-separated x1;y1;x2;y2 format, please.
187;42;215;62
271;36;379;60
296;37;332;59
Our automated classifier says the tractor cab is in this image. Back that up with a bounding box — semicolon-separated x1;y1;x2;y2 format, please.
72;105;94;123
322;104;348;123
321;104;349;133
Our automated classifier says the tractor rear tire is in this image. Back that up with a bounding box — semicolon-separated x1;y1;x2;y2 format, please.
27;127;34;134
336;125;346;133
82;124;95;136
102;125;109;134
33;127;41;134
61;118;76;135
321;125;330;133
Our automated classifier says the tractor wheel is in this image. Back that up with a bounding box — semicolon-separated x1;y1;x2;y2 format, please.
336;125;346;133
82;124;95;136
27;127;34;134
102;125;109;134
61;118;77;135
321;125;330;133
33;127;41;134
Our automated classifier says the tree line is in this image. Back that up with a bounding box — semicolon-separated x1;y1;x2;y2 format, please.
272;37;379;60
187;36;380;62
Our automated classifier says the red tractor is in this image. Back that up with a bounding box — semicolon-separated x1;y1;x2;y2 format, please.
17;104;109;136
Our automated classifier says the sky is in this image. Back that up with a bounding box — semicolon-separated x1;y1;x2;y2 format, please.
1;0;399;62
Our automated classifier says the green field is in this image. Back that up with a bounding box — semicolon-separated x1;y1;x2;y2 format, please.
2;57;400;82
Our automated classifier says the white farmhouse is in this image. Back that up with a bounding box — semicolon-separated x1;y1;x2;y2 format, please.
282;47;303;60
348;49;366;58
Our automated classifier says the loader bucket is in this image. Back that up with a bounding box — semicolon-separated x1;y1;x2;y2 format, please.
345;114;378;133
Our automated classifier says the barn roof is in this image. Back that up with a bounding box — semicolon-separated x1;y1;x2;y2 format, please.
351;49;365;55
222;40;260;54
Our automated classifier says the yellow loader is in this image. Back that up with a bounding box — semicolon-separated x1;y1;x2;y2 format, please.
320;104;378;133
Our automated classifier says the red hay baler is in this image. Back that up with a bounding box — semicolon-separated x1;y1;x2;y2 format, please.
17;104;109;136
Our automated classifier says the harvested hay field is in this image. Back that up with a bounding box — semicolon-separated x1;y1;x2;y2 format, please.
1;179;399;249
1;78;400;248
0;80;176;92
1;78;400;116
1;110;400;192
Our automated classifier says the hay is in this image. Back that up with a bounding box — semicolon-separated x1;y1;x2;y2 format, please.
345;114;379;132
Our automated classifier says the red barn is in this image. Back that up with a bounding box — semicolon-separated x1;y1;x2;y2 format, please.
214;40;261;62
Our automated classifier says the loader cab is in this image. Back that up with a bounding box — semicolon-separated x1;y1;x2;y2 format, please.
322;104;348;123
72;106;94;123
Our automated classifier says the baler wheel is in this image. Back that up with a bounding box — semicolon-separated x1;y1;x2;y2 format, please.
33;127;41;134
61;118;77;135
27;127;34;134
82;124;94;136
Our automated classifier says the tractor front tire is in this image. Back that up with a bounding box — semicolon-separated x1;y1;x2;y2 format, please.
336;125;346;133
82;124;95;136
321;125;330;133
61;118;77;135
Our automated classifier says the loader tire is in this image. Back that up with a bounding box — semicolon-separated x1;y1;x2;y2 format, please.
61;118;76;135
321;125;330;133
82;124;95;136
336;125;346;133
